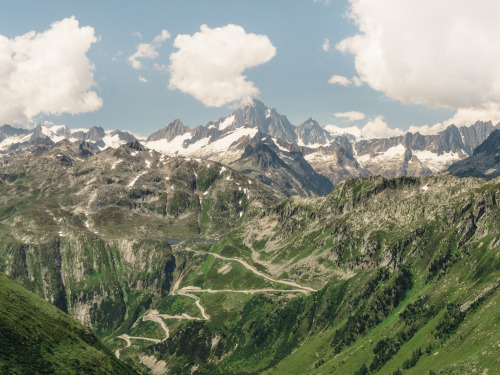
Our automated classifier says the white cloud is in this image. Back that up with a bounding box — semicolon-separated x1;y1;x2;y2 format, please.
153;29;171;43
441;103;500;127
0;16;102;125
328;74;363;87
133;32;142;40
169;24;276;107
129;29;171;70
361;116;404;139
338;0;500;112
406;123;448;135
129;43;158;69
138;76;148;83
328;75;352;86
322;38;330;52
334;111;365;122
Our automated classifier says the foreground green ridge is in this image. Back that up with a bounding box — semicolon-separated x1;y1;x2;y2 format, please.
0;272;137;374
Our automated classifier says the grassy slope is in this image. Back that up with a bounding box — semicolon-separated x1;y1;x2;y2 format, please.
0;272;137;375
127;175;500;374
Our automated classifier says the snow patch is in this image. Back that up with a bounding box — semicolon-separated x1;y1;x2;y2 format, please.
101;134;126;150
272;138;288;152
128;171;147;188
219;115;235;131
413;150;462;172
111;160;123;170
421;185;429;191
146;133;192;154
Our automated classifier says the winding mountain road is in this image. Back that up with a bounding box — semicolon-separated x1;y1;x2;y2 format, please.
114;246;316;360
182;249;317;292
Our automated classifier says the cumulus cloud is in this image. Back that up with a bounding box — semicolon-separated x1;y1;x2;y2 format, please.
129;43;158;69
322;38;330;52
0;16;102;125
129;29;171;70
361;116;404;139
338;0;500;115
168;24;276;107
138;75;148;83
334;111;365;122
445;103;500;127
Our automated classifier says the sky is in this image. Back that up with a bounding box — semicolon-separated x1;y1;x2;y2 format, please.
1;0;500;138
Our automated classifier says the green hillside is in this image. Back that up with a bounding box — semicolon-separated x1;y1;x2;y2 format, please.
0;272;137;374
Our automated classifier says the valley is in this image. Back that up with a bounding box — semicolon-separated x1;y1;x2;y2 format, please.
0;107;499;374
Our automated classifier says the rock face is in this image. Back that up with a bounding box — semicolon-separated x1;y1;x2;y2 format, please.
135;174;500;374
295;118;331;146
446;129;500;178
147;119;190;142
0;141;282;335
231;139;333;196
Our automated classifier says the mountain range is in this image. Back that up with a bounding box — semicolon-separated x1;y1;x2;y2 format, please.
1;102;500;374
2;100;498;195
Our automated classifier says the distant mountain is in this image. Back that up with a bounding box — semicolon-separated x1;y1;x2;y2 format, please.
0;124;138;154
296;118;331;146
446;129;500;178
230;138;333;196
2;102;500;193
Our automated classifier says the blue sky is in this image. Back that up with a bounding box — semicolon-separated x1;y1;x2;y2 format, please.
1;0;498;137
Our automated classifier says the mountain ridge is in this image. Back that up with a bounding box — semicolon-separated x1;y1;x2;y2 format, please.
1;100;499;193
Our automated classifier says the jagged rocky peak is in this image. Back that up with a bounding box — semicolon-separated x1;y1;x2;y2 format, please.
459;120;499;154
446;129;500;179
126;139;146;151
0;124;29;142
31;124;48;140
86;126;105;141
231;99;297;144
239;142;286;169
296;118;331;146
78;141;97;157
147;118;190;142
471;128;500;155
